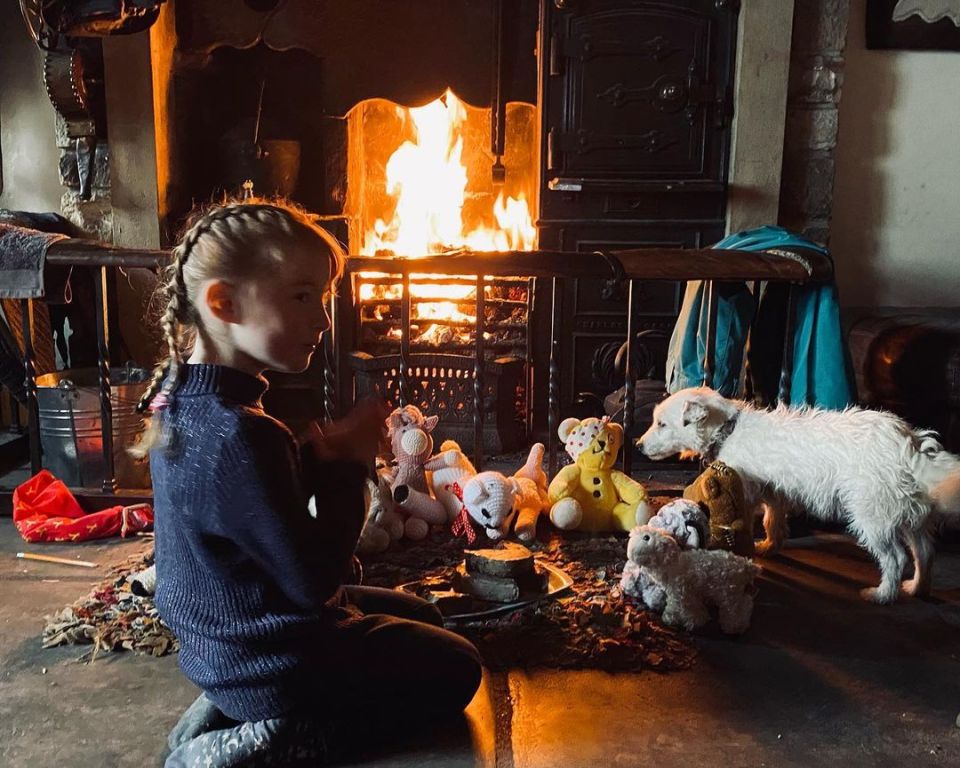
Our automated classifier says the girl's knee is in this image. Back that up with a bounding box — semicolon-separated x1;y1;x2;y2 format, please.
432;634;483;710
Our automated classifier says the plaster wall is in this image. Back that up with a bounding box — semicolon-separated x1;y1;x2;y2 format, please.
0;9;62;213
832;0;960;307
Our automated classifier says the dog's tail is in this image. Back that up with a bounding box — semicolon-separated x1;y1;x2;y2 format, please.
912;430;960;515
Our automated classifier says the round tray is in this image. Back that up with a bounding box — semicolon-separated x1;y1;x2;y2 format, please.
397;560;574;623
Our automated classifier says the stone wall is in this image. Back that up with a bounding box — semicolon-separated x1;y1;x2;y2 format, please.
779;0;850;246
55;114;113;242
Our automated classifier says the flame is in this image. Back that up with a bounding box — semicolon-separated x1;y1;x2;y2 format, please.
361;89;536;257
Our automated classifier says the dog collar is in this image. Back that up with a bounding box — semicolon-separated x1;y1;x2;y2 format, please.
703;413;739;461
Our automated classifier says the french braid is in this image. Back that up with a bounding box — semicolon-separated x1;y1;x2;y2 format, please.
131;198;346;453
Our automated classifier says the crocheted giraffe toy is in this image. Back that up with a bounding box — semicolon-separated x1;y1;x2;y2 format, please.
384;405;448;540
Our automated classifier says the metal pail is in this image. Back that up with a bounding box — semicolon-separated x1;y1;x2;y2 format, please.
35;366;151;489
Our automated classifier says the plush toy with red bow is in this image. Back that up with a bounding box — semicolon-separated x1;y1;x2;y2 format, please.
452;443;548;543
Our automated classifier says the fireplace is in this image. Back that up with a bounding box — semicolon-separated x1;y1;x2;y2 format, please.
132;1;741;450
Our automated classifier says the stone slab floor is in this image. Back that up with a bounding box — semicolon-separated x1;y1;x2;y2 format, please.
1;517;958;768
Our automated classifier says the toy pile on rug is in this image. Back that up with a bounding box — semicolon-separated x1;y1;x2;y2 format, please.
41;542;178;661
360;525;697;673
363;405;762;636
40;404;762;664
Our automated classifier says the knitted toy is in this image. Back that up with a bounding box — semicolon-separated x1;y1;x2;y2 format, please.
547;417;652;531
357;470;406;554
620;498;709;612
384;405;448;540
456;443;548;543
683;460;754;556
626;525;760;634
424;440;476;521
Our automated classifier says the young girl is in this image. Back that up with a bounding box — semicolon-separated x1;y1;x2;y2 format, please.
138;199;482;767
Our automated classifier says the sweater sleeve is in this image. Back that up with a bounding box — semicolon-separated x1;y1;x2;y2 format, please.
209;414;366;611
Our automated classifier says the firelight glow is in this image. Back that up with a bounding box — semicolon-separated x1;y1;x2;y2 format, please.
360;89;536;258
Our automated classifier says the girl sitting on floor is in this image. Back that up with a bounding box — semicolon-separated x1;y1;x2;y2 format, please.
135;198;482;767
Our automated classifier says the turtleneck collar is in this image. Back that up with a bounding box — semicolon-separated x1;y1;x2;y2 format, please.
174;363;268;407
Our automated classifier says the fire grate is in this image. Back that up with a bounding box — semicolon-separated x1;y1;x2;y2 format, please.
350;351;526;454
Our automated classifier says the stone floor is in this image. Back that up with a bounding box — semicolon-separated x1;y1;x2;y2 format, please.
1;518;959;768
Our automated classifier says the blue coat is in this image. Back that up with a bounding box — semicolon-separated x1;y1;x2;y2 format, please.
665;226;856;409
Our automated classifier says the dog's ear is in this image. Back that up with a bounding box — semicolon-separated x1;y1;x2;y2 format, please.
423;414;439;433
682;400;709;427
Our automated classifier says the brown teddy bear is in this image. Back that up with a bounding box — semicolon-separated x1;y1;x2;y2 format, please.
683;460;754;557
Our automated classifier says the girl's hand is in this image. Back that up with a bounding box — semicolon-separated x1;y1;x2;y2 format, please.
305;398;390;466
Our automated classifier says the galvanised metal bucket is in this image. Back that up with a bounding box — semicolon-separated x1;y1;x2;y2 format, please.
35;366;151;489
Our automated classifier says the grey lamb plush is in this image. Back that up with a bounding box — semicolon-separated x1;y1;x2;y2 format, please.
626;525;760;634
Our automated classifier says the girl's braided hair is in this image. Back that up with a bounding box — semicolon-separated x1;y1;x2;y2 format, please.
130;197;346;457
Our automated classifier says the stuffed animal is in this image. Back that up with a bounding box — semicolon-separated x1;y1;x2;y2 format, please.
683;460;754;556
548;417;652;531
626;525;760;634
456;443;548;542
648;498;710;549
384;405;448;540
620;498;709;611
619;559;667;613
424;440;476;521
357;469;406;554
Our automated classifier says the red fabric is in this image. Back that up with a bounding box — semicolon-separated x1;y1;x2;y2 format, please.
447;481;477;545
13;470;153;543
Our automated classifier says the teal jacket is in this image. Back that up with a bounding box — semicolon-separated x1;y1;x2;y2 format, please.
665;226;856;409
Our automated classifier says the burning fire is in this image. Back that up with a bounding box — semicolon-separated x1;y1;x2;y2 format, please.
350;89;536;345
360;89;536;257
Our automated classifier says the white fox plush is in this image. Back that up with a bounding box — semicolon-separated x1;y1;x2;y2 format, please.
459;443;548;541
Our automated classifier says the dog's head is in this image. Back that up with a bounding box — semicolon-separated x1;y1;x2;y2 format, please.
626;525;680;567
636;387;740;460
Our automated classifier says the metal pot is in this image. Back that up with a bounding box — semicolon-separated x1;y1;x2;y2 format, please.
35;366;151;489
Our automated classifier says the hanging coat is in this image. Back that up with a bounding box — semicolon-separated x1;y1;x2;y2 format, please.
665;225;856;409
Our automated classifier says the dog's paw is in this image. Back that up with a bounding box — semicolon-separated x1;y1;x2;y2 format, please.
859;586;898;604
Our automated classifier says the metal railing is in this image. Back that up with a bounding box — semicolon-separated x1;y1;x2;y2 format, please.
4;238;832;502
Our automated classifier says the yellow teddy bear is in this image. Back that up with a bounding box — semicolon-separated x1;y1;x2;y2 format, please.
548;417;652;531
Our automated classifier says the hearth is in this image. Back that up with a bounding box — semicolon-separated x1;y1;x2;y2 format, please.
137;0;742;451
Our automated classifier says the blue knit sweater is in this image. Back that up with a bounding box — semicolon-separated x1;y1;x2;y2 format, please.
151;364;368;721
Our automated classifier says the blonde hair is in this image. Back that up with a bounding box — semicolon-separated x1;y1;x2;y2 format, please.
130;197;346;457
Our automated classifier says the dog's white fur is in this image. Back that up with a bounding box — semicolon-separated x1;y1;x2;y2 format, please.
637;387;960;604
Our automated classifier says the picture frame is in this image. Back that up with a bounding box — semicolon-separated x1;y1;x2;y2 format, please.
866;0;960;50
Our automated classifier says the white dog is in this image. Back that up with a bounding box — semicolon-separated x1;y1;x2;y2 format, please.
637;387;960;604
